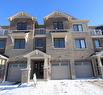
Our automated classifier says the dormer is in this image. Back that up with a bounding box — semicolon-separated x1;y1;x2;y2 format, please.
44;11;76;30
8;12;36;32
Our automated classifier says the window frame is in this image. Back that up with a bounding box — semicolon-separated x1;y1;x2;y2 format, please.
0;40;5;49
35;38;44;48
17;22;27;30
14;39;25;49
73;24;83;32
75;39;86;49
54;38;65;48
94;38;101;48
53;21;64;30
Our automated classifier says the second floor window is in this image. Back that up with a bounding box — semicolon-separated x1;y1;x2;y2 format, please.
17;22;27;30
53;22;63;29
73;24;83;32
75;39;86;48
0;40;5;49
94;39;101;48
35;38;44;48
54;38;65;48
14;39;25;49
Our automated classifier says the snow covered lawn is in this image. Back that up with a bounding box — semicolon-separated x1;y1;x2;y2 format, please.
0;79;103;95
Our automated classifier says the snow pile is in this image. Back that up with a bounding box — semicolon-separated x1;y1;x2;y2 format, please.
0;79;103;95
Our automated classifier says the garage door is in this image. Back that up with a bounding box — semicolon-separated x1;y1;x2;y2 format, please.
51;63;70;80
7;63;27;82
75;61;93;78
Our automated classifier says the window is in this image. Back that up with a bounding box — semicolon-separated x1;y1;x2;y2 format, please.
0;40;5;49
14;39;25;49
35;38;44;48
73;24;83;31
54;38;65;48
17;22;27;30
53;22;63;29
94;39;101;48
75;39;86;48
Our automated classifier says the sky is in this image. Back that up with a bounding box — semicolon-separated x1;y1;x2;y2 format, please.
0;0;103;26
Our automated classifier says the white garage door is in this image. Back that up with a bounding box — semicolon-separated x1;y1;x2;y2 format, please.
51;63;70;80
75;61;93;78
7;63;27;82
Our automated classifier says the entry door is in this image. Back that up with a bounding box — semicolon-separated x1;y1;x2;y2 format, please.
34;62;44;79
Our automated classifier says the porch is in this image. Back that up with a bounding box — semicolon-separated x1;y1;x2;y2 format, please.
91;51;103;78
23;50;51;83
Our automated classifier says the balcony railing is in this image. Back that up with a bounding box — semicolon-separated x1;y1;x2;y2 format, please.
49;29;69;33
11;30;31;33
0;30;9;36
35;28;46;35
90;29;103;36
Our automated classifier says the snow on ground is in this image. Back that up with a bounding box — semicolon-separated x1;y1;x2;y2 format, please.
0;79;103;95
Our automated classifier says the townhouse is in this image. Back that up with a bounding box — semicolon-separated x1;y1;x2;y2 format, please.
0;11;103;83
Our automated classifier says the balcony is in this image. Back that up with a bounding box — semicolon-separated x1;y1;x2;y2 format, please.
49;29;69;33
34;28;46;37
90;29;103;38
49;29;69;38
0;29;9;38
11;30;31;33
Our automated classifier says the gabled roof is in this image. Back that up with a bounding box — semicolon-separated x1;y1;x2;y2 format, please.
0;54;8;60
8;12;36;21
44;11;76;20
24;49;51;58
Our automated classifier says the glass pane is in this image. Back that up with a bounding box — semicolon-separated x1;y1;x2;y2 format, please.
17;22;27;30
14;39;25;49
73;25;78;31
75;40;80;48
81;40;86;48
78;25;83;31
0;40;5;49
35;38;43;48
95;39;100;48
54;38;65;48
53;22;63;29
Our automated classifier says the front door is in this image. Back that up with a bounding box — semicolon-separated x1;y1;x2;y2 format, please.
31;60;44;79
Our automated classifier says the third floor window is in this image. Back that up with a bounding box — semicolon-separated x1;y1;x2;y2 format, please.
17;22;27;30
73;24;83;32
53;22;64;29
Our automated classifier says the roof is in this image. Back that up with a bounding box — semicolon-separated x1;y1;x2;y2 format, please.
0;54;8;60
44;11;77;20
24;49;51;58
8;11;36;21
1;26;9;30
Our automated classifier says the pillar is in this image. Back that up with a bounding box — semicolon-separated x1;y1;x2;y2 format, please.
97;56;103;78
27;58;31;82
3;59;8;82
44;58;49;80
70;59;76;79
91;58;98;77
21;58;31;83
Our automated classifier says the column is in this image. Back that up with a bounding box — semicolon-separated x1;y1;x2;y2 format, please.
21;58;31;83
70;59;76;79
91;58;98;77
3;59;8;82
97;56;103;78
27;58;31;82
44;58;48;80
97;56;102;66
